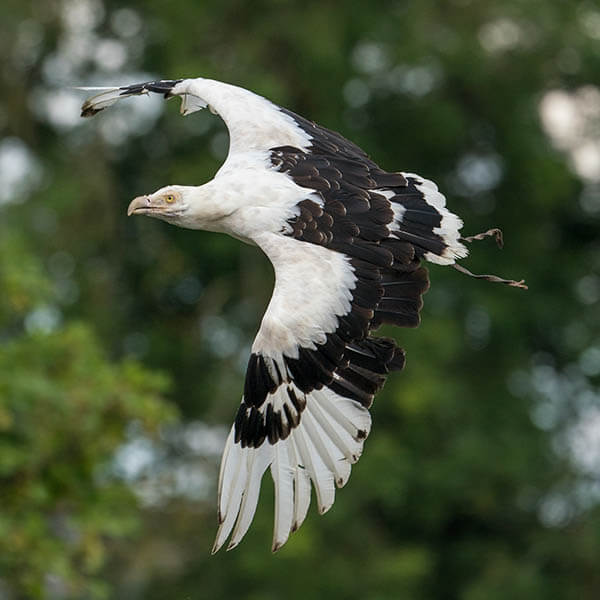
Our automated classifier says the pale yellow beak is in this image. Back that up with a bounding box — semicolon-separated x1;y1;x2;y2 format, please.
127;195;150;216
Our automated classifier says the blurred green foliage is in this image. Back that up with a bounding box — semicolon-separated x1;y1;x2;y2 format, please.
1;0;599;598
0;227;176;597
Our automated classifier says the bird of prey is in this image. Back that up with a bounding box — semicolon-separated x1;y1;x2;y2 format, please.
80;78;525;553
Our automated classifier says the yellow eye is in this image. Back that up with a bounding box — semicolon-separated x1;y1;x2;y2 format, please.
165;194;175;204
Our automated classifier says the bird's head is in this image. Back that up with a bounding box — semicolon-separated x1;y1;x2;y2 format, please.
127;181;239;233
127;185;191;225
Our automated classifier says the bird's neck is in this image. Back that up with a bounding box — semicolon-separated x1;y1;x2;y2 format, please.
180;160;315;245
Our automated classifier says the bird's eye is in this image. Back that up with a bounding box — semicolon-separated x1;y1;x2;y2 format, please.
165;194;175;203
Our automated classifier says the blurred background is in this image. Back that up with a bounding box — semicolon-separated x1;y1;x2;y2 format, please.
1;0;599;598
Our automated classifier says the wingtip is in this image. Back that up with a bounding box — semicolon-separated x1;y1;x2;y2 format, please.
211;521;230;555
271;528;291;553
211;535;225;555
80;106;103;118
318;503;333;516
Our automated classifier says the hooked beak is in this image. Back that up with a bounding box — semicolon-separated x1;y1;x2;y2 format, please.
127;195;151;216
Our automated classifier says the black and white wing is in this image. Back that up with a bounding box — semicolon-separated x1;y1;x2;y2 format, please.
212;110;472;553
214;233;420;553
79;79;216;117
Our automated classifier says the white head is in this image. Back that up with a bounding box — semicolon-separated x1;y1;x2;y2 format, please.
127;183;237;232
127;185;193;226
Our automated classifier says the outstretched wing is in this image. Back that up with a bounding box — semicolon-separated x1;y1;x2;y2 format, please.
213;232;421;553
213;107;474;553
79;78;314;155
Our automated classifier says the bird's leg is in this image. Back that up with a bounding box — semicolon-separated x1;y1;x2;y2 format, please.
455;227;527;289
461;227;504;248
452;263;527;289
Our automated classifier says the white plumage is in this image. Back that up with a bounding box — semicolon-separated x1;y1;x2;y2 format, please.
80;77;525;554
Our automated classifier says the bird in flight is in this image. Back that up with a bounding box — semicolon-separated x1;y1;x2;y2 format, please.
80;78;525;554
